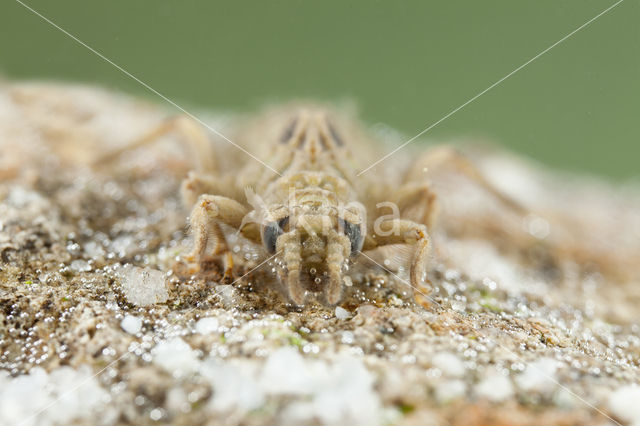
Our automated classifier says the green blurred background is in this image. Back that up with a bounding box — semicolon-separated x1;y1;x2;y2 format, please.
1;1;638;180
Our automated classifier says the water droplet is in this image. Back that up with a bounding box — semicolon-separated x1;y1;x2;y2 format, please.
150;408;163;421
524;214;550;239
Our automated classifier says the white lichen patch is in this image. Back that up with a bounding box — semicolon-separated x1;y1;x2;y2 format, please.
474;371;514;402
152;338;200;379
0;367;108;426
515;357;559;394
608;385;640;426
431;352;465;378
194;317;220;335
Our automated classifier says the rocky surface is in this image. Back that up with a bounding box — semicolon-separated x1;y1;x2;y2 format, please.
1;82;639;425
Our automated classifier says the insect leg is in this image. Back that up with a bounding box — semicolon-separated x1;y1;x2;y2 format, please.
93;115;217;173
325;230;351;305
186;194;260;277
391;182;439;231
404;146;526;215
180;171;241;207
364;219;431;292
276;232;305;305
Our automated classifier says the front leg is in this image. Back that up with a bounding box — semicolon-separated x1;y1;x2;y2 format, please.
404;145;526;215
94;115;217;173
181;171;242;207
363;219;431;293
391;182;438;231
186;194;260;277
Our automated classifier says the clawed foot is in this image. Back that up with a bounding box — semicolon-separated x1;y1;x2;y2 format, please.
180;172;206;205
412;276;434;309
176;251;235;282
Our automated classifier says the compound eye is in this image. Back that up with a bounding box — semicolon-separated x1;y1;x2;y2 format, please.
339;218;364;255
262;217;289;254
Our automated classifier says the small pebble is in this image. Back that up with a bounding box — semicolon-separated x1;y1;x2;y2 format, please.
215;285;238;308
120;315;142;335
515;358;558;393
195;317;220;335
436;380;466;403
70;259;91;273
475;373;514;402
335;306;351;320
152;338;199;378
116;264;168;306
432;352;465;378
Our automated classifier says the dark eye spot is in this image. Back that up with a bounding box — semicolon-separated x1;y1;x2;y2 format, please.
327;122;344;146
262;217;289;253
339;218;363;255
280;118;298;143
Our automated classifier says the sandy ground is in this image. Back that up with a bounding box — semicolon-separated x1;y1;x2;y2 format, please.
1;82;639;426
